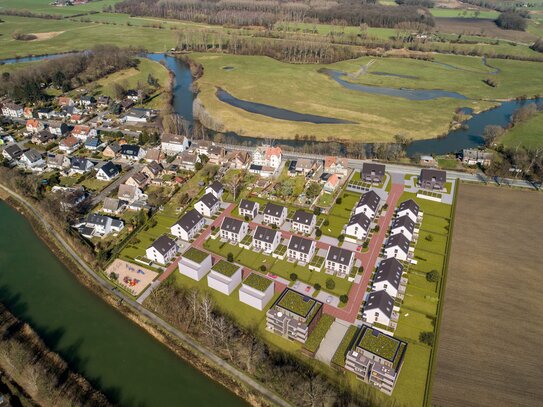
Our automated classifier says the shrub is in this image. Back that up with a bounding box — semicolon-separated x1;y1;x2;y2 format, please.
211;225;216;231
260;265;267;272
227;252;234;262
313;283;321;291
290;273;298;281
359;266;364;274
362;241;369;248
425;234;433;242
373;225;380;232
426;270;439;282
419;331;434;346
244;215;250;221
339;294;349;303
325;278;335;290
323;219;330;226
315;228;322;237
335;197;342;205
338;234;345;242
496;11;526;31
313;207;321;216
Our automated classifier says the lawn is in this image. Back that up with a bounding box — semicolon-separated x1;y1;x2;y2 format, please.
500;111;543;149
331;325;358;366
303;314;334;353
322;192;359;237
80;177;109;191
392;343;431;407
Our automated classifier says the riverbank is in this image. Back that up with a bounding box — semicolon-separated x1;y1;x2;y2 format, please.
0;188;285;407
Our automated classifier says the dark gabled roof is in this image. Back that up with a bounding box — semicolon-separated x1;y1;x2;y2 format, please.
4;144;23;158
86;213;110;226
391;215;415;234
292;210;315;226
175;209;203;232
385;233;410;253
348;213;371;230
85;137;101;147
361;163;386;176
221;216;244;234
99;161;119;177
71;157;92;170
150;234;177;255
398;199;420;217
253;225;280;243
374;258;403;290
365;290;394;317
106;142;121;153
120;144;141;156
263;202;286;217
103;197;122;212
130;171;148;185
198;192;218;209
288;235;314;254
22;149;42;163
326;246;354;266
208;181;223;194
146;161;163;176
239;199;257;212
420;168;446;183
357;190;381;212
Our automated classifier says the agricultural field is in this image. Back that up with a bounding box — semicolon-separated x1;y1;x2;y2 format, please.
0;0;121;16
500;111;543;149
435;17;539;42
432;183;543;407
192;52;543;142
430;8;500;19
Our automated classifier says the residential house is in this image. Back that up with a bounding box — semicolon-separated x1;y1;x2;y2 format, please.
125;89;142;102
125;172;149;189
287;235;315;263
161;133;189;155
37;108;54;120
118;184;144;204
263;202;287;226
48;121;69;137
206;181;224;200
120;144;145;161
141;161;163;180
123;107;155;123
2;144;23;161
79;95;96;108
176;151;199;171
354;190;381;219
293;158;321;177
102;197;125;215
345;213;372;240
31;129;55;145
146;235;178;265
419;169;446;190
462;149;493;167
70;157;94;175
144;148;165;163
46;153;71;171
23;107;34;119
59;135;81;154
19;149;44;170
323;173;340;193
253;226;282;254
1;102;24;118
266;288;323;343
194;192;220;217
239;273;275;311
253;146;282;170
57;188;87;211
227;150;250;169
324;156;349;177
70;113;84;124
97;96;111;109
72;125;96;142
238;199;259;219
384;233;411;261
96;161;120;181
84;137;105;151
248;163;276;178
77;213;123;238
396;199;420;223
361;163;386;183
390;215;416;241
291;210;316;235
207;260;242;295
373;258;403;298
26;119;45;134
220;217;248;243
345;325;407;396
178;247;212;281
208;145;226;165
171;209;206;241
325;246;355;275
362;290;395;327
102;142;121;159
193;140;212;156
57;96;74;107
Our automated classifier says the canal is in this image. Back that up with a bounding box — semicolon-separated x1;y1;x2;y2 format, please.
0;201;245;407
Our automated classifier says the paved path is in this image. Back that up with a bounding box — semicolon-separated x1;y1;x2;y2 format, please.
315;320;351;364
0;184;291;407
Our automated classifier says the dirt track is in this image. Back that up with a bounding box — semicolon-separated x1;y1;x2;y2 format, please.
432;183;543;407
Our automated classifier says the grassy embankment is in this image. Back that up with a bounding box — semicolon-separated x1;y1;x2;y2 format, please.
500;111;543;149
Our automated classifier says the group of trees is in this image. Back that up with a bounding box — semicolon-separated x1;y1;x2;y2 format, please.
496;11;528;31
0;45;139;103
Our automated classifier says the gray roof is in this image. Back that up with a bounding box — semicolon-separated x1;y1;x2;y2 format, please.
357;190;381;212
221;216;244;234
239;199;257;212
120;144;141;157
146;161;163;176
365;290;394;318
4;144;23;159
130;171;148;185
292;210;315;226
420;168;446;183
198;192;218;209
22;149;42;163
106;142;121;153
398;199;419;217
86;213;110;226
326;246;354;266
391;215;415;234
175;209;203;232
111;219;123;229
208;181;223;194
118;184;139;200
254;225;280;243
348;213;371;230
71;157;93;171
103;197;122;212
150;234;177;255
374;258;403;290
361;163;385;177
385;233;410;254
288;235;314;254
263;202;286;218
99;161;119;177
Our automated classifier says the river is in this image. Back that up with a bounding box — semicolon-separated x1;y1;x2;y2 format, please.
0;201;245;407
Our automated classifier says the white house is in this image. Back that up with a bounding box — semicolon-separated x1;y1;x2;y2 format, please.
373;258;404;298
118;184;145;204
238;199;259;219
102;197;125;215
207;260;242;295
77;213;124;238
59;135;81;154
390;215;416;241
384;233;411;261
323;174;340;193
194;193;220;218
96;161;120;181
239;273;275;311
2;144;23;161
26;119;45;134
120;144;146;161
46;153;71;171
220;217;248;244
146;235;178;265
161;133;189;155
206;181;224;200
171;209;205;241
324;156;349;177
1;102;24;118
345;213;371;240
396;199;421;223
291;210;316;235
287;235;316;264
253;226;282;254
69;157;94;175
325;246;355;275
362;290;395;327
354;190;381;219
253;146;282;170
178;247;212;281
263;202;287;226
19;149;44;169
71;126;97;141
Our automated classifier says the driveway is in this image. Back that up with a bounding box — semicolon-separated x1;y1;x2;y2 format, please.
315;320;351;364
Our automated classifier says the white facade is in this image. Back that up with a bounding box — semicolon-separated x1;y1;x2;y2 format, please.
207;267;242;295
145;244;177;265
1;105;23;118
239;280;275;311
390;224;414;241
194;199;219;218
287;238;316;263
354;203;377;219
253;232;281;254
373;280;399;299
362;308;391;327
239;201;259;219
170;217;205;241
161;134;189;155
396;208;419;223
263;208;287;226
178;253;212;281
291;217;316;235
220;222;248;244
345;222;368;240
96;167;119;181
384;245;409;261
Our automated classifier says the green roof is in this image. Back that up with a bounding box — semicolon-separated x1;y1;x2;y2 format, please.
243;273;273;292
277;289;317;317
183;247;209;264
211;260;240;277
357;326;402;362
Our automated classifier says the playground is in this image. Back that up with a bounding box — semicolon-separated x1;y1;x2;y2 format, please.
106;259;158;296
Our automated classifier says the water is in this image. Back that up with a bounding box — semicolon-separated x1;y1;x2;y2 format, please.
370;71;419;79
0;201;245;407
0;52;81;65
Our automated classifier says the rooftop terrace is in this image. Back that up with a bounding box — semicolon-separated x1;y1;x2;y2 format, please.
244;273;273;292
211;260;240;277
183;247;209;264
